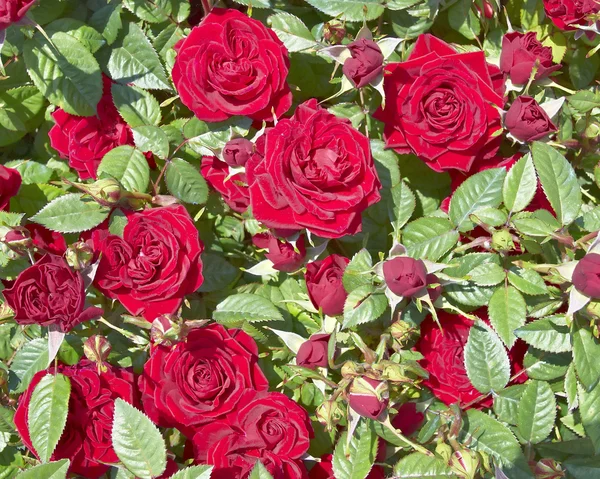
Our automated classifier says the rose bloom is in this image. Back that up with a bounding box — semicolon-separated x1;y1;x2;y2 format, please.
172;8;292;122
505;96;557;142
305;255;349;316
296;333;330;369
500;32;561;85
192;389;312;479
223;138;254;167
15;360;138;479
376;34;504;172
572;253;600;297
0;165;21;210
139;324;268;436
383;257;427;297
252;232;306;272
91;205;204;321
3;254;102;332
247;99;381;238
201;156;250;213
0;0;35;30
343;39;384;88
543;0;600;30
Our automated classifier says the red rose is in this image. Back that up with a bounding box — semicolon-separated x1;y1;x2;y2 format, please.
376;34;503;172
139;324;268;436
247;99;381;238
192;389;312;479
91;205;204;321
573;253;600;297
309;454;384;479
172;8;292;122
505;96;557;142
391;402;425;436
348;377;389;420
223;138;254;167
0;0;35;30
0;165;21;211
3;254;102;332
543;0;600;30
25;224;67;257
305;255;349;316
253;232;306;272
383;257;428;297
343;39;384;88
49;76;136;180
200;156;250;213
14;360;138;479
500;32;561;85
296;334;330;369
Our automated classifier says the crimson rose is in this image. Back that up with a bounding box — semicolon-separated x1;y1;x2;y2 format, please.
91;205;204;321
172;8;292;122
3;254;102;332
247;99;381;238
139;323;268;436
0;165;21;210
376;34;503;172
500;32;561;85
543;0;600;30
14;360;137;479
0;0;34;30
25;224;67;257
252;232;306;272
505;96;557;142
383;257;428;297
201;156;250;213
573;253;600;297
223;138;254;167
296;334;330;369
305;255;349;316
343;39;384;88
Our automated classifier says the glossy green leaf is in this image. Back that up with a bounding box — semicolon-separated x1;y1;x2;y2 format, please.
464;321;510;393
165;158;208;205
517;380;556;444
488;285;526;348
31;193;111;233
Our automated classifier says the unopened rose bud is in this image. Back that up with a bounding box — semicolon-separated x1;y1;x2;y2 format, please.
2;227;32;249
222;138;254;167
323;20;346;44
390;321;416;347
534;459;565;479
296;334;330;369
151;314;181;345
348;376;389;420
316;399;344;431
449;449;480;479
65;242;94;271
87;178;123;206
84;336;112;372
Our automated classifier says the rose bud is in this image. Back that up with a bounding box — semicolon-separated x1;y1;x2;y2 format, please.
323;20;346;44
572;253;600;298
343;39;384;89
65;241;94;271
534;458;565;479
305;255;350;316
2;227;32;250
252;232;306;272
0;165;21;211
86;178;123;207
383;257;428;297
150;314;181;345
83;336;112;372
348;377;389;420
449;449;480;479
296;333;330;368
0;0;35;30
222;138;254;168
505;96;557;143
500;32;561;85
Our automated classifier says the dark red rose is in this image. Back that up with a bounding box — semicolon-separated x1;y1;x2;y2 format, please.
223;138;254;168
139;323;268;436
172;8;292;122
391;402;425;436
156;459;180;479
505;96;557;142
500;32;561;85
0;165;21;211
0;0;35;30
426;274;442;302
25;224;67;257
309;454;384;479
201;156;250;213
91;205;204;321
543;0;600;30
573;253;600;297
296;334;330;369
376;34;503;172
383;257;428;297
305;255;349;316
14;360;138;479
3;254;102;332
348;377;389;420
192;389;312;479
253;232;306;272
247;99;381;238
343;39;384;88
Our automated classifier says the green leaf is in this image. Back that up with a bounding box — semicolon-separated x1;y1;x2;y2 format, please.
108;22;171;91
23;31;102;116
132;126;169;159
248;462;274;479
342;284;388;329
488;285;526;348
371;140;401;188
568;90;600;114
303;0;385;21
170;465;214;479
393;452;457;478
464;321;510;393
5;160;52;185
512;212;560;237
31;193;111;234
448;0;480;40
403;217;459;261
468;263;505;286
332;420;378;479
517;380;556;444
389;181;416;234
124;0;172;23
449;168;506;232
98;145;150;192
213;294;283;327
507;267;548;295
493;384;526;425
515;315;571;353
565;363;579;411
89;1;122;45
9;338;49;393
579;381;600;454
112;398;167;479
0;407;15;434
232;0;272;7
166;158;208;205
503;154;537;213
111;84;161;128
523;348;571;381
343;249;373;292
470;207;507;227
569;47;600;90
531;142;581;226
28;374;71;463
565;457;600;479
572;317;600;390
14;459;69;479
0;86;45;147
267;12;317;52
45;19;105;54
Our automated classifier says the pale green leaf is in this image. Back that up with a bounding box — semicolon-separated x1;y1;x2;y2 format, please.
213;294;283;327
98;145;150;193
342;284;388;329
403;217;459;261
166;158;208;205
515;315;571;353
464;321;510;393
517;380;556;444
31;193;111;233
488;286;526;348
503;154;537;213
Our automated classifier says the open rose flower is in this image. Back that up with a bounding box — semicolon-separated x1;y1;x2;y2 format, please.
247;99;381;238
543;0;600;30
305;255;349;316
201;156;250;213
172;8;292;122
343;39;384;88
383;257;428;297
0;165;21;211
0;0;35;30
505;96;557;142
139;324;268;436
3;254;102;332
91;205;204;321
500;32;561;85
376;34;503;172
15;360;138;479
